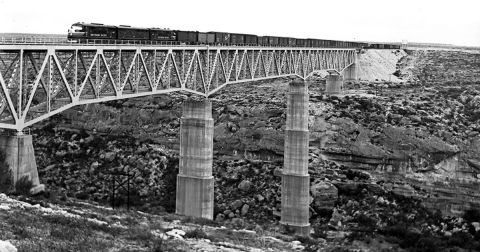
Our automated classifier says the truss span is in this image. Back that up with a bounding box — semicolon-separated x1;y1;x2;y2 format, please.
0;45;356;131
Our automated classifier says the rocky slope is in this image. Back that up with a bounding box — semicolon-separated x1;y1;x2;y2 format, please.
357;49;407;82
0;193;306;251
20;49;480;250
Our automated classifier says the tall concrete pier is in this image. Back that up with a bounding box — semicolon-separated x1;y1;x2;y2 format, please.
176;99;214;219
0;134;44;193
281;79;310;236
325;73;343;95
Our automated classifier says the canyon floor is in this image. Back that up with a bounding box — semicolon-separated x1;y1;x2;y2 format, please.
1;48;480;251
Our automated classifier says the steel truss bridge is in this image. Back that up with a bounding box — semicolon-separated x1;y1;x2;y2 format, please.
0;45;356;131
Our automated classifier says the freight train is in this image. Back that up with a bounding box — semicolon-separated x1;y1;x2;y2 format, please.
67;22;400;49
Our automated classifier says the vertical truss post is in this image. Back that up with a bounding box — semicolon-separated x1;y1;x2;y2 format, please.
182;49;185;80
206;47;210;85
118;50;122;96
18;49;23;119
153;50;156;87
74;50;78;97
47;54;52;113
135;49;140;93
96;51;101;98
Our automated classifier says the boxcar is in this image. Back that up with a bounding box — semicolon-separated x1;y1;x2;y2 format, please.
198;33;207;44
308;39;320;47
307;39;313;47
265;36;273;46
288;37;296;46
118;26;149;40
278;37;289;46
298;39;312;47
267;36;279;46
258;36;268;46
198;33;215;44
177;31;198;44
207;33;215;44
209;32;230;44
316;40;324;47
230;33;245;45
307;39;314;47
296;39;305;47
244;34;258;45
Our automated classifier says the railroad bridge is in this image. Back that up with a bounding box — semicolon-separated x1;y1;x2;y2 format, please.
0;43;358;235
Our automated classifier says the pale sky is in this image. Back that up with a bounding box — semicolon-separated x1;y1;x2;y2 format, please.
0;0;479;46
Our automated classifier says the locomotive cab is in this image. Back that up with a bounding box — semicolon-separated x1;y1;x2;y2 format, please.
67;23;86;40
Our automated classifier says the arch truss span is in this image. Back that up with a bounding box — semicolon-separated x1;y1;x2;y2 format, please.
0;45;356;131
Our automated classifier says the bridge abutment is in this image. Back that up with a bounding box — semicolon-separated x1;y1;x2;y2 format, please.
176;99;214;219
0;134;44;194
281;79;310;236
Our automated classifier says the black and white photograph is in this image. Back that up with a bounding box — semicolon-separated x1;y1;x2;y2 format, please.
0;0;479;251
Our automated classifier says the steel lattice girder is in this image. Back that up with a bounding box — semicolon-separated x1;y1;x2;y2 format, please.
0;45;356;131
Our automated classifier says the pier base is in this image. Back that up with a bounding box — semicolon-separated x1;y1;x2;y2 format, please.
176;99;214;219
326;74;343;95
281;79;310;236
0;134;44;194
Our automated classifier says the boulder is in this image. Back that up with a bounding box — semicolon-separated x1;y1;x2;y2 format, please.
215;213;225;222
332;181;363;195
311;181;338;211
238;180;252;192
326;231;349;240
231;218;245;228
256;194;265;202
232;200;243;210
391;183;417;198
365;183;386;195
90;161;100;170
241;204;250;216
104;152;116;162
472;222;480;232
410;115;422;123
166;229;185;240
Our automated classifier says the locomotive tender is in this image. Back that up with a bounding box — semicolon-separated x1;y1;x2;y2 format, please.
68;22;400;49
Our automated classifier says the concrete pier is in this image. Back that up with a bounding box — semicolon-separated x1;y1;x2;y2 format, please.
326;73;343;95
176;99;214;219
343;63;357;82
0;134;44;194
281;79;310;236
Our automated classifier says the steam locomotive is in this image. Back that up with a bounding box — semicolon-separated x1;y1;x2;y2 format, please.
67;22;400;49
